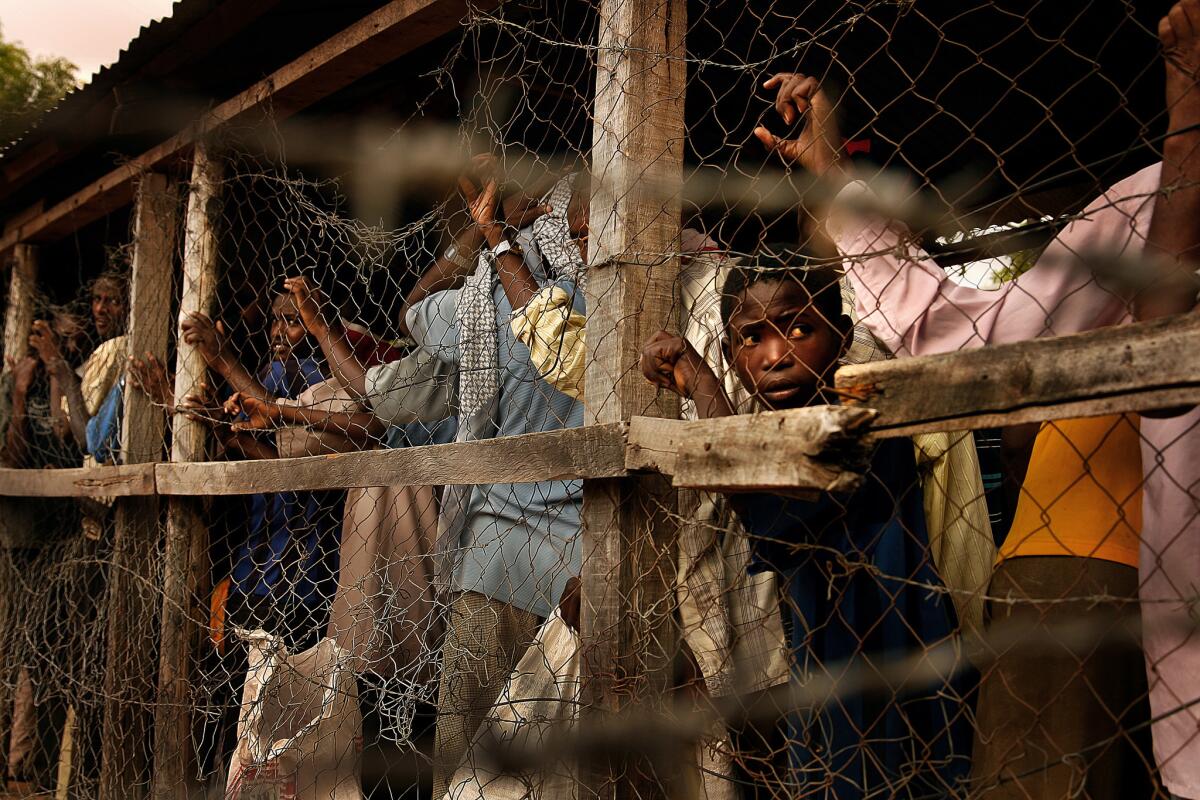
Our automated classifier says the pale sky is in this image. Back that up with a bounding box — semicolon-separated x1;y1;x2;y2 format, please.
0;0;178;81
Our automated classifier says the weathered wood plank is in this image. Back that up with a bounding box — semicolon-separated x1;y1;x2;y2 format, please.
0;0;497;256
157;423;629;495
2;245;37;365
0;464;156;497
153;146;221;800
627;405;874;492
835;311;1200;437
100;174;179;800
0;243;37;784
582;0;687;797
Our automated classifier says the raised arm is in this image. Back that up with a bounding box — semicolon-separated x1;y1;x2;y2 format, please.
228;392;386;448
180;312;273;402
639;330;735;420
29;321;89;447
281;276;371;399
1137;2;1200;322
758;70;1161;357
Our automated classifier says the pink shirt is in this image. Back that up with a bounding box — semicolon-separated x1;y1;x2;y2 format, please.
832;162;1200;798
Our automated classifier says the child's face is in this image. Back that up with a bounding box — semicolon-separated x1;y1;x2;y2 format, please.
269;294;308;362
725;278;846;410
91;278;127;339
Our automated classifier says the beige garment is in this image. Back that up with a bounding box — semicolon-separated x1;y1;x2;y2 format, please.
60;334;126;420
433;590;541;800
328;484;442;678
275;380;443;677
912;431;995;639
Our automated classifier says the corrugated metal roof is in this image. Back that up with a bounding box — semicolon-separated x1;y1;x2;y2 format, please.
1;0;223;161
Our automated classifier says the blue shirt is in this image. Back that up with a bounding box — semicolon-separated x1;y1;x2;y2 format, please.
230;358;343;645
740;437;973;799
407;234;584;619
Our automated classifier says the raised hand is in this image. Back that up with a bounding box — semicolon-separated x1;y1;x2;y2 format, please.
1162;0;1200;127
226;392;282;432
460;175;501;236
501;191;552;230
180;313;228;365
283;275;331;333
639;330;712;399
28;320;64;371
128;352;174;408
754;72;843;178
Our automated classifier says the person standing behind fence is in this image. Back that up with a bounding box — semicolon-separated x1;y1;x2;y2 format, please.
226;274;456;683
639;257;974;799
0;303;87;792
181;291;345;650
23;272;128;798
748;8;1200;791
405;158;585;797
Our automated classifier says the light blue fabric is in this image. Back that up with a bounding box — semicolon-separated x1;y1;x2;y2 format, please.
406;232;584;618
86;376;124;465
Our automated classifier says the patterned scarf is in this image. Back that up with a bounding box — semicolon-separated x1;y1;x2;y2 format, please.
434;174;587;589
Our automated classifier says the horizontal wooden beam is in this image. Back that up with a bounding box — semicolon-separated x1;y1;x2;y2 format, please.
0;0;493;254
155;423;629;495
626;406;874;492
0;464;155;498
4;313;1197;499
836;311;1200;436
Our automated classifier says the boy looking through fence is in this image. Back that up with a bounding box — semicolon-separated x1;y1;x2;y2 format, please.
753;0;1200;794
640;256;973;798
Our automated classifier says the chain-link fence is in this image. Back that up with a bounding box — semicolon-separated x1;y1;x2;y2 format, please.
0;0;1198;798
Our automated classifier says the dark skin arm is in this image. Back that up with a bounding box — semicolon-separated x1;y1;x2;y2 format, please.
404;155;551;331
226;392;386;447
400;222;485;337
639;330;736;420
180;313;274;403
462;177;551;311
1136;1;1200;416
2;356;39;467
29;320;90;448
282;276;370;400
178;388;279;460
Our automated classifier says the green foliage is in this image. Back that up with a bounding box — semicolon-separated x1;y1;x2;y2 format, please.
0;25;78;147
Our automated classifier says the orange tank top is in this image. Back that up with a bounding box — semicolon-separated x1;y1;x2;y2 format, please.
998;414;1142;567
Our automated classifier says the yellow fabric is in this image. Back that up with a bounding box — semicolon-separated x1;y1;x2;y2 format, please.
510;286;586;401
1000;415;1142;568
912;432;995;640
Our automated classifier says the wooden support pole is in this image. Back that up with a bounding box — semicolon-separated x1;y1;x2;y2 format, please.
582;0;687;796
3;245;37;366
99;174;180;800
152;145;221;800
0;243;38;787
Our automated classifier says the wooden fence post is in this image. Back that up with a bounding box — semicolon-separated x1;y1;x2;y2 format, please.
152;144;222;800
582;0;687;796
99;173;180;800
0;244;38;785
